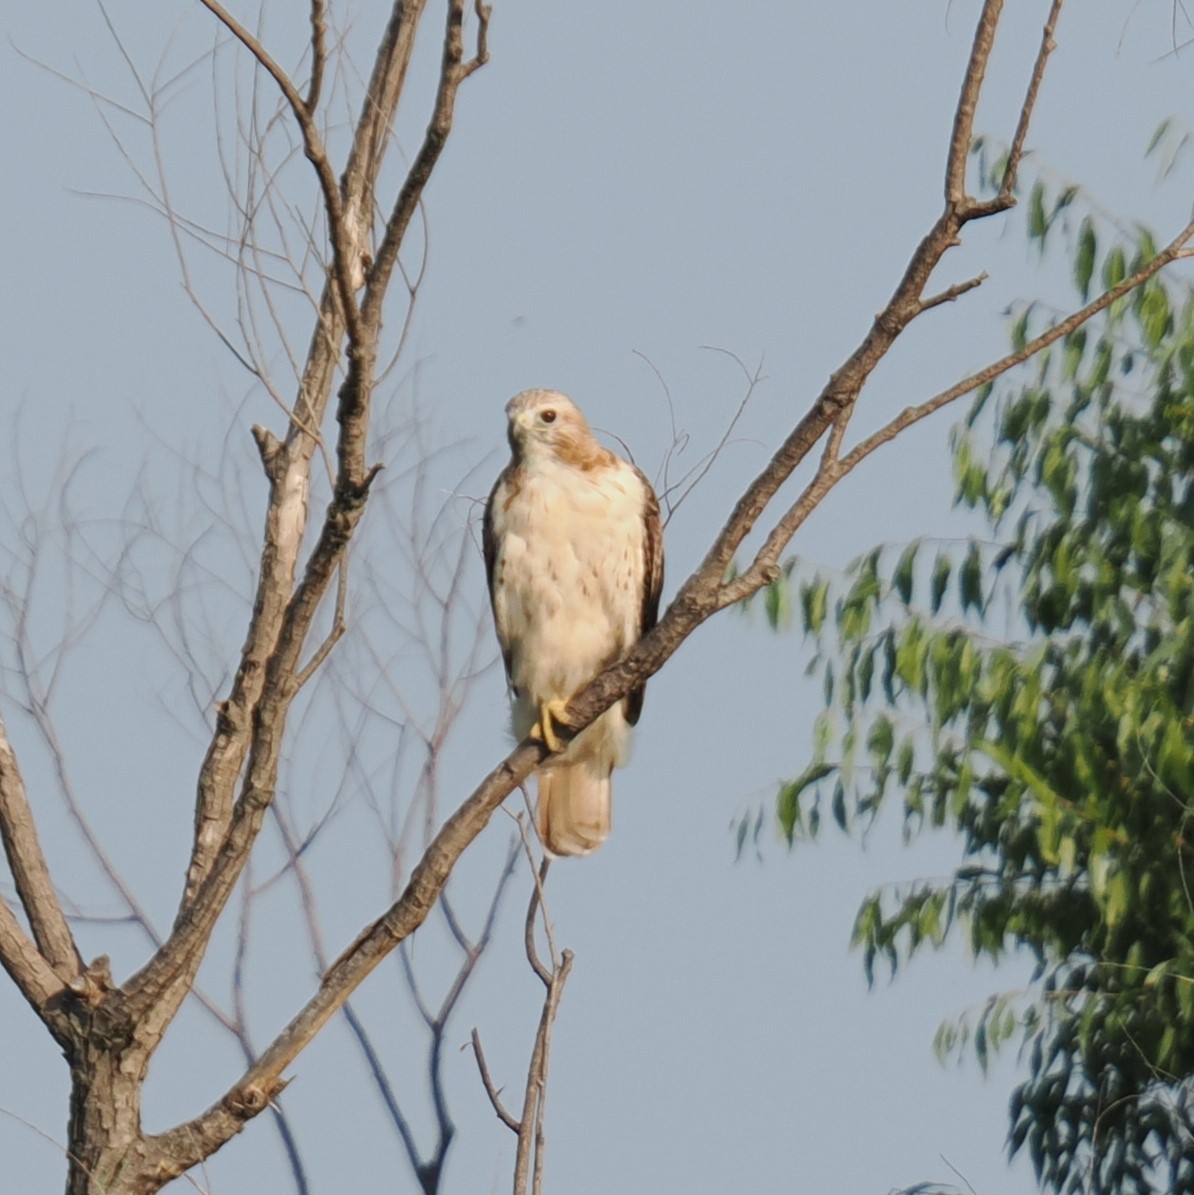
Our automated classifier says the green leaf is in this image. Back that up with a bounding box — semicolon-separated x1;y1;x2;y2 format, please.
1028;181;1047;242
1089;338;1113;387
893;542;918;604
933;1018;959;1063
1011;307;1031;353
1103;244;1127;291
1053;185;1078;215
734;812;750;861
1105;870;1129;929
800;579;829;635
1146;117;1172;156
831;780;848;831
1139;284;1170;348
960;542;983;613
930;555;951;614
1136;224;1158;264
776;763;837;844
867;715;894;765
764;576;791;631
858;645;875;703
1063;328;1086;381
967;381;995;428
975;740;1070;865
1074;218;1096;301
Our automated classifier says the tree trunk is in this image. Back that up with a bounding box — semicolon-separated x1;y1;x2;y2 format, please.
65;1034;155;1195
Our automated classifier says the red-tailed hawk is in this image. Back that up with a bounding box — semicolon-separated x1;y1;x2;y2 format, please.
483;389;664;856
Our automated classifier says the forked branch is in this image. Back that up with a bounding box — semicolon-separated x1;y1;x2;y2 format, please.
364;0;490;327
181;0;438;911
160;0;488;1022
471;849;572;1195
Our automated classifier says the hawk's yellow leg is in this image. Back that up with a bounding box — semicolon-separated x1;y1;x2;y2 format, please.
531;699;570;753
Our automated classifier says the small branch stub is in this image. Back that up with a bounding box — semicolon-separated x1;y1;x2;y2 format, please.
251;424;283;475
67;955;113;1007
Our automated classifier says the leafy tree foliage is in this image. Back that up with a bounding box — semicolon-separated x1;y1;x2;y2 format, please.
775;197;1194;1194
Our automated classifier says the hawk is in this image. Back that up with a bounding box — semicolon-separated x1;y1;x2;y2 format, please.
483;389;664;856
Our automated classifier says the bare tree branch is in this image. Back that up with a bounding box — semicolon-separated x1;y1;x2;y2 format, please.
193;0;361;336
917;271;988;317
469;843;571;1195
717;210;1194;605
148;0;490;1040
181;0;438;912
306;0;327;111
514;862;570;1195
515;949;572;1195
837;219;1194;471
0;897;69;1036
944;0;1005;208
363;0;485;329
960;0;1066;219
469;1028;519;1132
0;710;80;978
27;2;492;1181
146;738;545;1169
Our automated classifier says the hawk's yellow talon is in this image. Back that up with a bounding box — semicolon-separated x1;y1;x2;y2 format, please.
531;699;570;752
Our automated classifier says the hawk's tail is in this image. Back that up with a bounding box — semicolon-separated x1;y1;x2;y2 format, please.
537;762;611;857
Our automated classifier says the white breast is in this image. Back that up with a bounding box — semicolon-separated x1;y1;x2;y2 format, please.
491;455;647;751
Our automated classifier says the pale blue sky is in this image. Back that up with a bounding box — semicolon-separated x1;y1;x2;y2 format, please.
2;3;1193;1193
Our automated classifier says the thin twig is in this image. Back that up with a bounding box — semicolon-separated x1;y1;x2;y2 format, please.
461;0;492;79
918;271;988;315
193;0;360;335
469;1029;521;1132
660;349;763;524
292;560;349;692
513;802;557;980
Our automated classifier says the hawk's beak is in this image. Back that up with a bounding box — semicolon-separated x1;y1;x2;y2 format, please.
515;411;536;432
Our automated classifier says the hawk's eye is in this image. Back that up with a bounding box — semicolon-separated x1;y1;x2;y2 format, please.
540;410;557;424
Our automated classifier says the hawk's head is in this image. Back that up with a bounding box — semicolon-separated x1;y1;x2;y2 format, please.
504;389;599;467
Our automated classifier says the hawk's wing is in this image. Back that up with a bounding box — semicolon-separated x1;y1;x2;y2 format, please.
624;465;664;727
482;467;515;687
